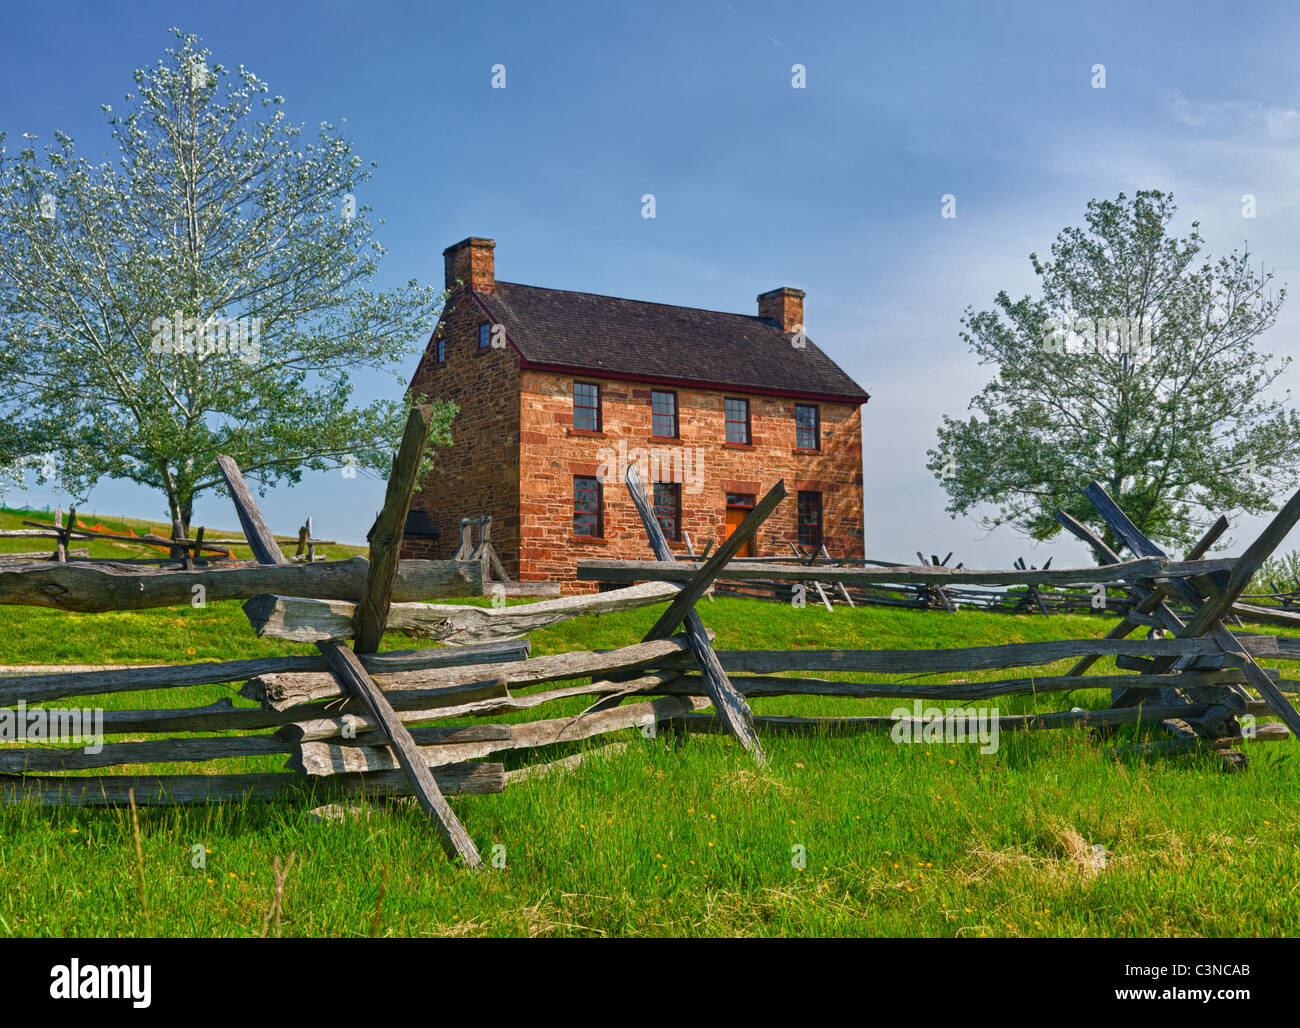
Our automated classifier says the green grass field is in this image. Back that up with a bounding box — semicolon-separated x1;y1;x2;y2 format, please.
0;587;1296;939
0;506;368;562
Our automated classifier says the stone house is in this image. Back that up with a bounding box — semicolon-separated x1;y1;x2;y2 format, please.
402;236;870;590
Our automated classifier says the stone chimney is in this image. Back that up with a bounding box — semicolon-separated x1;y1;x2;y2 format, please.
443;237;496;294
757;286;805;332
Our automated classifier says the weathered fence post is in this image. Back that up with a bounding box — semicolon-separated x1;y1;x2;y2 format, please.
618;464;766;763
218;434;485;868
1078;481;1300;754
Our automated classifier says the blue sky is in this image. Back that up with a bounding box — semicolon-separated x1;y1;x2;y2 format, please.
4;0;1300;565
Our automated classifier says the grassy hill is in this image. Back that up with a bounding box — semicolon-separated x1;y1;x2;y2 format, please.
0;506;367;561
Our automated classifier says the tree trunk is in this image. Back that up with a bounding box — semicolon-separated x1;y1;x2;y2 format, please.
167;490;195;538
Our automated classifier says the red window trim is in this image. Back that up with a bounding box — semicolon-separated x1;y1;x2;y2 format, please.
573;474;604;539
724;397;751;445
573;381;602;433
651;388;679;440
653;481;682;542
795;403;821;451
797;489;823;549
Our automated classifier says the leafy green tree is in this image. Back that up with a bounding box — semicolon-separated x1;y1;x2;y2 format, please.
0;30;452;532
929;190;1300;556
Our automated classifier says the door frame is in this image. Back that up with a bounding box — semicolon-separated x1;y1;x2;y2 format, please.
724;492;757;558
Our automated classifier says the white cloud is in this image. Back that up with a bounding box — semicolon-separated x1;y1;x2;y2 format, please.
1166;91;1300;139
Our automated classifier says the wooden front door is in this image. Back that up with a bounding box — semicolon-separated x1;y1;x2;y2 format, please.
725;493;756;557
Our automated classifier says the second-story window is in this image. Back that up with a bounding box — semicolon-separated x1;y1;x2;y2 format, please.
573;381;601;432
795;404;820;450
725;397;750;445
435;338;447;364
478;323;491;349
651;389;678;438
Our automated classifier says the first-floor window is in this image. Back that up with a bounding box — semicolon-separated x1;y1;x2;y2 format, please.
574;475;603;537
653;482;681;541
797;490;823;549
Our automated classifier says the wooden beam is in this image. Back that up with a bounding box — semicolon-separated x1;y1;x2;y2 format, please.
0;548;90;561
243;633;702;710
290;694;710;775
644;480;785;640
20;519;233;559
1183;489;1300;638
576;555;1232;588
640;668;1264;702
682;533;713;601
0;764;504;808
820;544;856;607
0;638;528;706
355;406;433;653
669;701;1240;739
314;639;483;866
0;733;290;773
1083;482;1300;740
215;456;288;564
344;407;482;864
279;672;679;742
218;453;482;866
1056;507;1214;676
791;542;835;611
242;581;681;644
0;557;482;612
55;508;67;563
238;632;1281;712
664;636;1279;675
1189;515;1230;558
622;464;764;763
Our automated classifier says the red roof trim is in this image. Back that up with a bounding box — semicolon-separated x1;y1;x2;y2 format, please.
517;358;870;406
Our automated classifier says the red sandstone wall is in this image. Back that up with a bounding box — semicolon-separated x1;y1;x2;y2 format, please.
402;291;521;574
516;370;864;590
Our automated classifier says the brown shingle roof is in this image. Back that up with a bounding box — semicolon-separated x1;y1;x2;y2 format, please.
471;281;869;404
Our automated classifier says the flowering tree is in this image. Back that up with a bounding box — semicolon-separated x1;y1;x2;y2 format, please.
0;30;452;532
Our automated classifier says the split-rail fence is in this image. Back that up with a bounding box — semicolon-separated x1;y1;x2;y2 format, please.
3;422;1298;866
